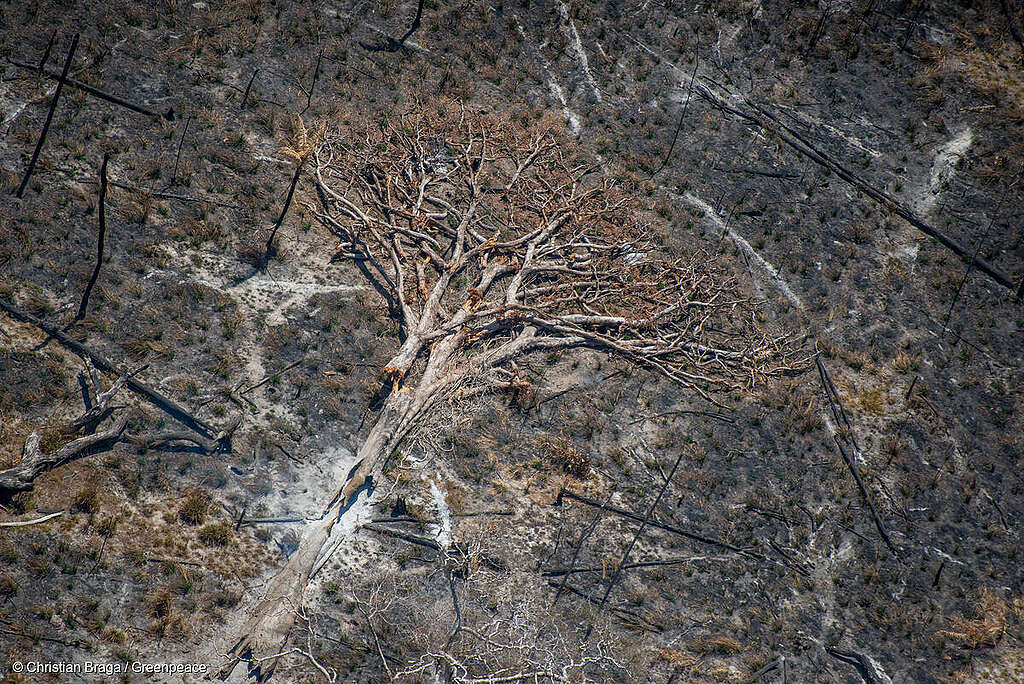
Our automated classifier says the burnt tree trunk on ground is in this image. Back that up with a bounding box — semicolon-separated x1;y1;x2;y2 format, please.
220;381;419;681
0;417;129;494
697;81;1019;292
0;370;129;495
15;33;78;198
0;299;222;440
75;153;109;321
8;59;163;118
170;116;191;186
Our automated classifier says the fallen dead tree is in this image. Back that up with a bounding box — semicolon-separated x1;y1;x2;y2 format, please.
15;34;78;198
6;58;165;119
816;355;899;556
555;488;764;560
0;298;223;441
218;102;806;680
0;367;129;495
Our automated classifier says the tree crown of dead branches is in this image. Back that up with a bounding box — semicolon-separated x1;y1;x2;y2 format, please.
307;101;802;400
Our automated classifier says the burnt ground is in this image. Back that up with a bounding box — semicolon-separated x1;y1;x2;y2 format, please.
1;1;1023;682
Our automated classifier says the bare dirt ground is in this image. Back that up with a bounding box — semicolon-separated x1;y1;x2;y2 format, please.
1;1;1023;682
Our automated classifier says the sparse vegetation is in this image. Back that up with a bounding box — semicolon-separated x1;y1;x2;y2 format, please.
0;1;1021;683
72;487;100;514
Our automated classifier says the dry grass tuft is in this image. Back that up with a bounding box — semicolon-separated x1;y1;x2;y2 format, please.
653;647;696;667
147;586;187;636
858;388;886;415
936;588;1009;648
892;352;919;373
695;635;743;654
72;487;100;514
179;490;210;525
198;522;233;546
540;436;591;478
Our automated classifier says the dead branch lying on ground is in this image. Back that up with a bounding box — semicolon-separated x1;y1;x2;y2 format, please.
0;298;227;441
0;378;129;495
361;523;441;551
129;430;221;453
542;555;730;577
0;511;65;527
826;646;892;684
75;153;109;322
15;34;78;198
108;180;244;209
696;80;1019;293
816;355;899;556
6;58;166;118
555;489;760;559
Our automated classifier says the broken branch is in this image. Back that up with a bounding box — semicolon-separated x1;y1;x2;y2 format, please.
0;298;221;439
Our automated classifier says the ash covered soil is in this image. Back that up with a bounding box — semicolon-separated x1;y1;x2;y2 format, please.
1;1;1024;682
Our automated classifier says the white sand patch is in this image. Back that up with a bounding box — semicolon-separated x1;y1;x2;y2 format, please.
258;444;359;522
916;127;972;215
891;127;972;266
194;274;364;327
557;1;602;104
2;85;57;132
154;247;365;327
429;478;452;549
514;12;582;136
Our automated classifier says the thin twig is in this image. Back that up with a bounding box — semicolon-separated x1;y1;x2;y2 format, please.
264;162;304;267
598;451;684;609
170;115;191;186
238;358;304;395
654;31;698;176
556;489;760;558
108;180;243;209
241;68;259;110
301;49;324;116
553;490;612;605
38;30;57;72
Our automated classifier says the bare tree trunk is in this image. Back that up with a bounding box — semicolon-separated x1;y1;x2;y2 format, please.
75;153;109;321
220;326;477;678
0;416;129;494
0;369;130;495
219;374;425;680
217;103;802;680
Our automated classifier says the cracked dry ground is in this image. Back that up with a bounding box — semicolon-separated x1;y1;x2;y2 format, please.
2;1;1024;683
